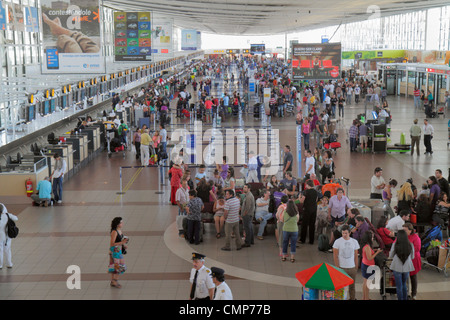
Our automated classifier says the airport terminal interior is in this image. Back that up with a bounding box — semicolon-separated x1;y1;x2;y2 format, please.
0;0;450;301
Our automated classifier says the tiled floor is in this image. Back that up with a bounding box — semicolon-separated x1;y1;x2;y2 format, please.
1;75;450;300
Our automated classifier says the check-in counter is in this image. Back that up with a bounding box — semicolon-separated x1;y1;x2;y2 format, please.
63;134;88;165
0;157;48;196
81;126;101;152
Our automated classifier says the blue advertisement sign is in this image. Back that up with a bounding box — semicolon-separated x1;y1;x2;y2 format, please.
25;6;39;32
0;1;6;31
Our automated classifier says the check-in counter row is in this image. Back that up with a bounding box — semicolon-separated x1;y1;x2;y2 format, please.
0;126;102;196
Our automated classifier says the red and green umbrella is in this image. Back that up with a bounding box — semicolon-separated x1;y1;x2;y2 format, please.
295;263;354;291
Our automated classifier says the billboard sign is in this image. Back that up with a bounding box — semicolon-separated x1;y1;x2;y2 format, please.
291;43;342;80
41;0;105;74
0;1;6;31
151;19;172;54
181;29;197;50
114;11;151;62
250;44;265;54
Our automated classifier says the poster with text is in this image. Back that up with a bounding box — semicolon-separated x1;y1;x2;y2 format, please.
114;11;151;62
8;3;24;31
291;43;341;80
181;29;197;51
151;18;172;55
0;1;6;30
41;0;105;74
25;6;39;32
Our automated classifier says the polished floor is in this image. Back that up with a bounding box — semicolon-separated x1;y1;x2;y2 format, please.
1;76;450;300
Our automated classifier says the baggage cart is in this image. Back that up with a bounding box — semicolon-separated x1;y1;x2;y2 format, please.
380;258;411;300
422;246;450;277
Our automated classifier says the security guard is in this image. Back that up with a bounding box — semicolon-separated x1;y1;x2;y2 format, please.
211;267;233;300
189;253;215;300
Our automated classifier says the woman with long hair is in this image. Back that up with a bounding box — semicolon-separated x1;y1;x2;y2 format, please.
388;230;415;300
108;217;129;288
376;215;395;249
403;222;421;300
281;200;300;263
397;182;414;213
360;231;383;300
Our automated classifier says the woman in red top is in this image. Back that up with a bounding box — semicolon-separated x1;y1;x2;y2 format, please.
360;231;383;300
376;215;395;249
169;161;183;205
403;222;421;300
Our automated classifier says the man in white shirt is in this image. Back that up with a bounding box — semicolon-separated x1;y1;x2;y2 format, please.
51;154;67;204
305;149;315;176
189;253;215;300
423;119;434;155
211;267;233;300
354;85;361;103
245;151;259;183
333;225;360;300
370;167;385;199
137;88;145;97
386;210;410;233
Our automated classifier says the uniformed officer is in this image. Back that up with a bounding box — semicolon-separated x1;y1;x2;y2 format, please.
189;252;215;300
211;267;233;300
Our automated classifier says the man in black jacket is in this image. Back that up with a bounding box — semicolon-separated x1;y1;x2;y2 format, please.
299;179;319;245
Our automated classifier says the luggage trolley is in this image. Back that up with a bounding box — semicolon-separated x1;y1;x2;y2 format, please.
380;258;411;300
104;121;125;159
422;246;450;277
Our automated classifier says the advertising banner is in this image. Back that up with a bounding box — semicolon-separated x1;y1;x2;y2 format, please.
250;44;265;54
0;1;6;31
114;11;152;62
181;29;197;50
25;6;39;32
41;0;105;74
196;31;201;50
292;43;342;80
8;3;24;31
151;18;172;54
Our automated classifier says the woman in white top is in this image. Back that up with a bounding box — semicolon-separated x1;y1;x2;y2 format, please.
0;203;19;269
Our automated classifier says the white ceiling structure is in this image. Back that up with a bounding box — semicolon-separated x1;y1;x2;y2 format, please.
103;0;450;35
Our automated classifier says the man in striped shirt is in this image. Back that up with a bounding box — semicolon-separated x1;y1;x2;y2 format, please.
221;189;243;251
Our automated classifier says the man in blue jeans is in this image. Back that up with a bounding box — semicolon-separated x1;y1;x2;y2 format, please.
255;190;273;240
51;154;67;204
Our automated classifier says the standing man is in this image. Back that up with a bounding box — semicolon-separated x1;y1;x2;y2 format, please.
185;190;204;245
409;119;421;156
413;87;421;109
241;184;255;248
359;121;368;153
140;129;151;167
211;267;233;300
282;145;293;178
221;189;243;251
159;124;167;154
304;149;315;176
370;167;386;199
298;180;319;245
189;253;215;300
423;119;434;155
51;154;67;204
245;151;259;183
176;179;190;237
332;225;360;300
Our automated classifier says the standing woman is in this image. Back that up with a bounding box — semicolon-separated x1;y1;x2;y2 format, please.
281;200;300;263
389;230;415;300
0;204;18;269
382;179;398;218
302;117;311;151
403;222;421;300
360;231;383;300
133;128;141;160
223;167;236;193
108;217;128;288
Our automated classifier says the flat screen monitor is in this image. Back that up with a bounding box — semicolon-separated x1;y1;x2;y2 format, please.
80;89;85;101
27;105;36;122
50;99;56;113
62;95;67;109
250;44;265;54
43;100;50;115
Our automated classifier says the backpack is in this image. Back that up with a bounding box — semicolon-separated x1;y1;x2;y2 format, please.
318;234;330;252
6;213;19;239
425;246;439;266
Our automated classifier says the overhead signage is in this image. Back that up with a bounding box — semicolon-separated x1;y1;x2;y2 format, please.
291;43;342;80
114;11;152;62
226;49;240;54
41;0;105;74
